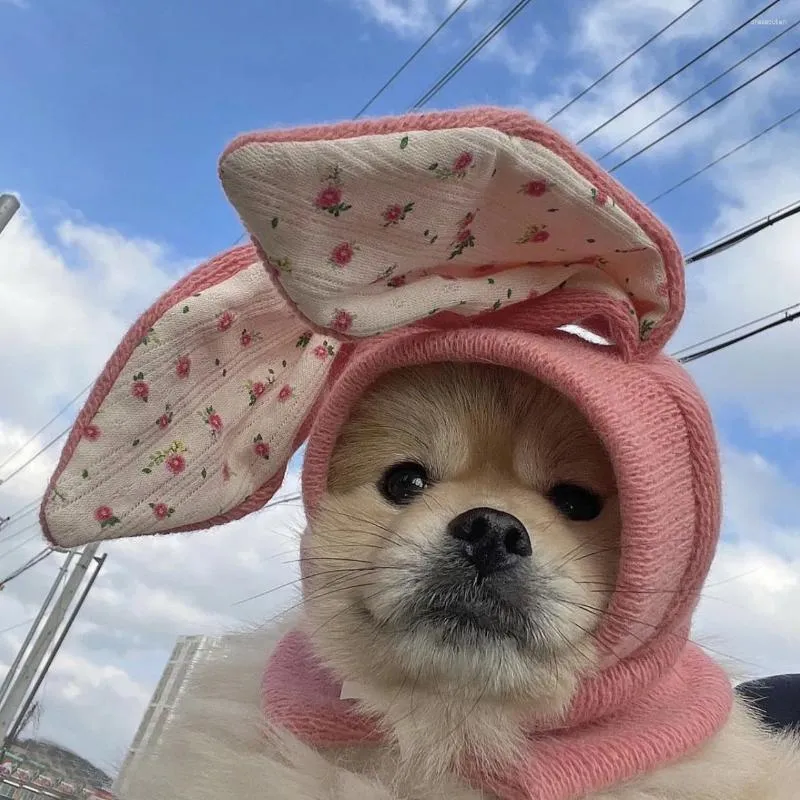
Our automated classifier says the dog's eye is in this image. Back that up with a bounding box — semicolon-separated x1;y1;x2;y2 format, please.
547;483;603;521
380;462;429;505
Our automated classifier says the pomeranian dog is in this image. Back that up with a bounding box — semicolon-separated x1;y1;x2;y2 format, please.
121;362;800;800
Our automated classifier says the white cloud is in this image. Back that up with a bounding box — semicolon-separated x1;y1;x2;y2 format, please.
694;445;800;680
348;0;446;37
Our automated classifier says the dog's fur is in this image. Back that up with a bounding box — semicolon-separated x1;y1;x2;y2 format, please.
119;363;800;800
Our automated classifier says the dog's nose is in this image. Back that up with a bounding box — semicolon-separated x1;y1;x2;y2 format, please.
447;507;532;576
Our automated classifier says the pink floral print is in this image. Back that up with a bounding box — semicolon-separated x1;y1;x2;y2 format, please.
313;340;336;360
150;502;175;520
131;372;149;402
143;440;187;475
296;331;312;349
156;404;173;429
387;274;407;288
330;309;353;333
200;406;223;437
516;224;550;244
448;211;477;260
519;179;552;197
247;379;272;407
176;355;191;378
94;505;120;528
429;151;474;179
278;384;293;402
253;434;270;460
315;166;352;216
216;310;234;331
83;424;100;441
382;202;414;227
165;454;185;475
329;242;356;267
240;328;263;348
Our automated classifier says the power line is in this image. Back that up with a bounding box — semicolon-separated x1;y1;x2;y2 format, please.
677;307;800;364
0;426;70;488
608;44;800;173
2;498;39;526
576;0;782;145
0;520;41;548
412;0;538;109
0;518;42;550
0;619;36;637
685;200;800;265
0;383;91;475
0;533;45;564
355;0;472;118
672;302;800;358
0;549;52;587
546;0;707;123
647;104;800;204
597;18;800;162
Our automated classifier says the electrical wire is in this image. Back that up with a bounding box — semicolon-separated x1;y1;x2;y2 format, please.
0;382;91;474
597;18;800;162
608;44;800;173
0;426;70;488
0;536;48;567
685;200;800;264
677;307;800;364
0;520;41;549
0;618;36;637
671;302;800;358
576;0;782;145
355;0;472;118
647;104;800;204
0;548;52;584
1;497;39;526
546;0;707;123
411;0;538;109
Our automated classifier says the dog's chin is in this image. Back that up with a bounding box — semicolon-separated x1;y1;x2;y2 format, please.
305;568;593;712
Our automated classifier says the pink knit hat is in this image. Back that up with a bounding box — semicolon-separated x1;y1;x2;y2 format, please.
40;108;732;800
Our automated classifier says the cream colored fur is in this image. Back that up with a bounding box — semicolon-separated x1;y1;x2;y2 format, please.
117;621;800;800
118;363;800;799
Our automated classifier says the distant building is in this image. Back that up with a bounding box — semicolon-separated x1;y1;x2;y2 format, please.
0;739;112;800
113;636;207;798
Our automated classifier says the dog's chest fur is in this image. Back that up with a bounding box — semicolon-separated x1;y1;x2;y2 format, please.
116;627;800;800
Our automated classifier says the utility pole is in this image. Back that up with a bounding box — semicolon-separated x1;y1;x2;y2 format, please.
0;194;19;237
5;552;107;750
0;543;100;747
0;550;76;707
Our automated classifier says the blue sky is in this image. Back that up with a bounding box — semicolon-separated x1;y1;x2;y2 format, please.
1;0;800;774
3;0;793;258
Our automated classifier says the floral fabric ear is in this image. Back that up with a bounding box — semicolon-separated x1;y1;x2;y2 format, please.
40;107;685;548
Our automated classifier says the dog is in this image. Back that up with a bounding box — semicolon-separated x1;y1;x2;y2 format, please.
119;361;800;800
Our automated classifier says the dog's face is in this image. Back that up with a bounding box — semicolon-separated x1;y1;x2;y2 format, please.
305;362;620;715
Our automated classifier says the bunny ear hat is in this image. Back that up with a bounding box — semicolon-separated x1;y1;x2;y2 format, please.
41;108;732;800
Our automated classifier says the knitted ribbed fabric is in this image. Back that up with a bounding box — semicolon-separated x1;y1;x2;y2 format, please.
262;326;734;800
